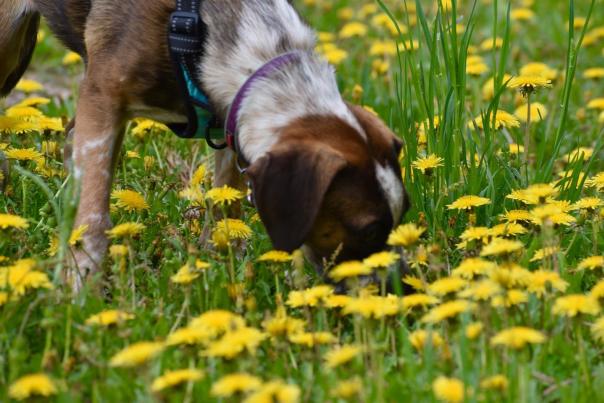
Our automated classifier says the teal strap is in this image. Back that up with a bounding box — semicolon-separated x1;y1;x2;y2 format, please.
182;67;224;141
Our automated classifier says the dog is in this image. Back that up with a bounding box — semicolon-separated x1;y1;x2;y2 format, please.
0;0;409;291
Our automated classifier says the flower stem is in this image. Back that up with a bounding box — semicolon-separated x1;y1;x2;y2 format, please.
524;94;531;182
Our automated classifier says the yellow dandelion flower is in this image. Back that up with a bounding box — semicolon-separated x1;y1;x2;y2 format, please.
130;119;170;137
412;154;444;174
448;195;491;210
421;300;475;323
520;62;558;81
286;285;333;308
189;309;245;333
501;209;533;222
109;341;165;367
258;250;292;263
0;117;39;134
342;295;400;318
491;326;546;349
432;376;464;403
363;251;400;269
451;258;495;279
492;289;528;307
403;275;426;291
85;309;134;326
0;292;8;306
111;189;149;212
428;277;468;296
317;32;335;42
489;263;532;288
480;238;523;257
331;378;362;399
584;67;604;79
525;270;568;297
339;22;367;38
106;222;145;238
212;219;252;240
109;244;129;258
324;294;352;309
13;96;50;108
466;62;490;76
170;263;204;285
387;223;425;247
203;326;267;359
531;204;576;227
166;325;213;346
0;213;29;230
206;185;244;206
317;45;348;65
587;98;604;110
552;294;600;317
0;259;53;296
482;74;512;100
15;79;44;93
328;261;371;281
369;40;397;57
125;150;140;159
324;344;362;369
243;380;300;403
262;306;305;337
62;51;82;65
481;375;509;391
465;322;484;340
514;102;548;122
409;329;445;351
479;37;503;51
586;172;604;191
489;222;527;237
4;147;43;162
6;105;43;118
592;280;604;300
8;373;57;400
530;246;559;262
591;317;604;343
469;110;520;130
508;75;552;95
572;197;603;211
288;331;336;347
578;255;604;271
511;8;534;21
401;293;440;311
459;279;502;301
151;369;204;392
211;373;262;398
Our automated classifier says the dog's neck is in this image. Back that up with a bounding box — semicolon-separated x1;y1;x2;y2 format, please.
199;0;363;163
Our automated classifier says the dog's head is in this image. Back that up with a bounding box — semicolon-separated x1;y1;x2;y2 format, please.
247;104;409;266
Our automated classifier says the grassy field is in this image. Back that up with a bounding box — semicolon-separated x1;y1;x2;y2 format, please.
1;0;604;401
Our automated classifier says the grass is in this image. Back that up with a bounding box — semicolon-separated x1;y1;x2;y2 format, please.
2;0;604;401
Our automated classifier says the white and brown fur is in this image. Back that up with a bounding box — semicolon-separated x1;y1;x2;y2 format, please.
0;0;409;291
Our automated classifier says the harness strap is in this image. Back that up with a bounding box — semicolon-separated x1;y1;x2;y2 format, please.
168;0;226;148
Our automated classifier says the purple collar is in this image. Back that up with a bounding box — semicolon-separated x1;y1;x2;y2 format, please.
224;51;303;158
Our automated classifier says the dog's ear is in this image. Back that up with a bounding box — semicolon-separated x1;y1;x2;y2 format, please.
0;12;40;97
347;103;403;153
247;143;347;252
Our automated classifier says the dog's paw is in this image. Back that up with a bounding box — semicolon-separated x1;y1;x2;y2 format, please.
65;249;103;294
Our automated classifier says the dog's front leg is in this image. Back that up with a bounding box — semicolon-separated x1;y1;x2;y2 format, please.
67;79;125;292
